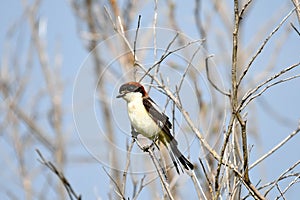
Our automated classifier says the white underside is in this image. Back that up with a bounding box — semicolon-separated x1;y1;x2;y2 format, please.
125;93;161;139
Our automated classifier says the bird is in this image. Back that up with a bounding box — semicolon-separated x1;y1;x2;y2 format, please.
116;81;193;173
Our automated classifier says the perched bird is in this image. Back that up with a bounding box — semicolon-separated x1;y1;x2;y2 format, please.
116;81;193;173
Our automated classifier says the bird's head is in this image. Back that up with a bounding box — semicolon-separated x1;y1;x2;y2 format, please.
116;82;147;102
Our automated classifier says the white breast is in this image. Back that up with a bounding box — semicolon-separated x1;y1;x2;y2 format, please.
127;97;161;139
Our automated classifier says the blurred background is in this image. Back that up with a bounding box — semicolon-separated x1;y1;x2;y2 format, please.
1;0;300;199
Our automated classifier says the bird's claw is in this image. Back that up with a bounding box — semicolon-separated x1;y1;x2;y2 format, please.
142;146;150;152
142;142;156;152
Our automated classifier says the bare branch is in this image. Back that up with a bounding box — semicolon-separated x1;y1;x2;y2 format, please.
238;7;296;87
199;158;214;197
215;115;235;194
36;149;82;200
133;15;142;80
121;140;135;196
205;55;230;96
239;0;253;18
291;0;300;24
132;175;147;200
9;102;55;151
133;15;142;64
243;73;300;110
147;149;175;200
103;167;126;200
291;22;300;36
264;160;300;197
139;33;179;82
250;123;300;170
177;44;202;92
275;183;285;200
188;170;208;200
240;62;300;111
194;0;208;49
276;174;300;199
134;140;173;199
104;6;118;31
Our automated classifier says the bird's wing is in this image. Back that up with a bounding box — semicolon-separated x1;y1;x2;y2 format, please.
143;97;175;143
143;97;194;173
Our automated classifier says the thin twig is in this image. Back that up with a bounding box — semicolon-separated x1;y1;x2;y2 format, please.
134;138;168;179
242;73;300;110
243;173;299;199
264;160;300;197
291;0;300;24
147;38;205;83
238;7;296;87
177;44;202;92
275;183;285;200
291;22;300;36
139;32;179;82
133;15;141;64
276;174;300;199
148;0;162;92
36;149;82;200
121;139;135;195
194;0;208;50
188;170;208;200
215;115;235;194
239;0;253;18
147;148;175;200
133;15;142;80
250;123;300;170
199;158;213;196
205;55;230;96
132;175;147;200
236;114;250;184
104;6;118;31
240;63;300;111
10;102;55;151
103;167;126;200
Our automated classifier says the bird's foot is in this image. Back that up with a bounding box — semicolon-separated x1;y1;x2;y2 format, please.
142;142;156;152
142;146;150;152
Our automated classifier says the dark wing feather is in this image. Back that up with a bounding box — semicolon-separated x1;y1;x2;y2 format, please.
143;97;194;172
142;97;175;143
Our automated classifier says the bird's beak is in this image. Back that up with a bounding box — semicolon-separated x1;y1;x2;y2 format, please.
116;93;125;98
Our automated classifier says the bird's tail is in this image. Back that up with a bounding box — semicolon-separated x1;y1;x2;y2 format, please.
168;139;194;174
